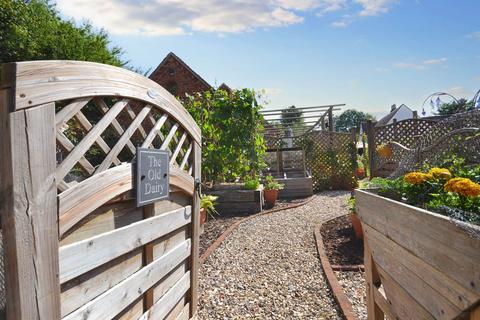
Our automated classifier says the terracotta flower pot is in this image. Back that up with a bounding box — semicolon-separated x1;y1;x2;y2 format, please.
350;212;363;240
200;208;207;226
264;189;279;207
355;168;365;179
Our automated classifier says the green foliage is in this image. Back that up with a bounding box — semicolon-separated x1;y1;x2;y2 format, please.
184;88;266;183
335;109;376;133
437;98;475;115
367;161;480;225
200;195;219;219
244;178;260;190
0;0;130;68
347;196;356;213
264;175;284;191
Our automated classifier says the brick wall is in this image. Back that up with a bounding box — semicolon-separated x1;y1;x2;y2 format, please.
149;54;212;99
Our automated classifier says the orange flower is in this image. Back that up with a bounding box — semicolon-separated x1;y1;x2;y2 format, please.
404;172;433;185
444;178;480;197
428;167;451;180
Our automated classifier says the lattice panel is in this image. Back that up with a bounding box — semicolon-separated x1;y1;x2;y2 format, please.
393;110;480;176
294;131;355;191
372;119;439;176
55;97;194;191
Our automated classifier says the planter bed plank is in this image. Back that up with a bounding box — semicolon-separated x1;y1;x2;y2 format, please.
63;240;191;320
356;190;480;296
59;206;191;283
206;190;262;203
375;264;435;320
364;224;478;310
364;230;461;319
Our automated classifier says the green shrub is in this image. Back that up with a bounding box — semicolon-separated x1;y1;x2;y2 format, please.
184;88;266;183
244;179;260;190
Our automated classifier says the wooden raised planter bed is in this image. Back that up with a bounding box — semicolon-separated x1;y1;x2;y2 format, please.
277;177;313;199
355;190;480;320
205;184;264;215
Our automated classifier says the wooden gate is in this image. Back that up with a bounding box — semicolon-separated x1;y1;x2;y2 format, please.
0;61;201;319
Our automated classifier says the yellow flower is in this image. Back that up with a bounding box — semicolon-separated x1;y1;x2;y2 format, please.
444;178;480;197
404;172;433;185
428;167;451;180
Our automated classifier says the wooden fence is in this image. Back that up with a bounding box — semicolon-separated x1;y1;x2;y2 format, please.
0;61;201;319
364;118;439;178
266;131;357;191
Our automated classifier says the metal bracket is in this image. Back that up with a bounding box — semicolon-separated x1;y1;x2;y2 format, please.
195;178;202;195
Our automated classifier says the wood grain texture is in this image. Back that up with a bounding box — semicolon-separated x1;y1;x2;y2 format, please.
357;189;480;320
63;240;191;320
61;248;143;317
189;142;201;317
0;97;61;319
56;99;129;181
11;60;201;142
138;272;190;320
95;105;152;173
58;164;194;236
356;190;480;296
59;206;191;283
94;97;136;154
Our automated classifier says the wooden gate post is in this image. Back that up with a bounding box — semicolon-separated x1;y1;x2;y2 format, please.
190;141;201;317
0;77;61;318
364;120;377;180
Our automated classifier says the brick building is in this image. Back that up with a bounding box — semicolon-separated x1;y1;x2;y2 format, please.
149;52;214;98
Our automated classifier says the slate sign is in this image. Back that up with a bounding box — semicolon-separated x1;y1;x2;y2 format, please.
136;148;169;207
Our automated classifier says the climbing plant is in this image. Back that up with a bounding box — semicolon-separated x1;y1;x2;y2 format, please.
184;88;266;183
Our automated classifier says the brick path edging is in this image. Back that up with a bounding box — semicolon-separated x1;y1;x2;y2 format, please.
314;216;359;320
199;197;314;265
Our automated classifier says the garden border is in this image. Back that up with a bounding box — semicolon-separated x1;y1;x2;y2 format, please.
199;196;314;265
314;215;359;320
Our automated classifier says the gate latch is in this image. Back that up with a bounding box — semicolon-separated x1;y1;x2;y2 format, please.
195;178;202;195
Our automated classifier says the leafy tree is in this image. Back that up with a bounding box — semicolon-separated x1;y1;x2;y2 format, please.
437;98;475;115
184;89;266;183
335;109;376;132
0;0;128;67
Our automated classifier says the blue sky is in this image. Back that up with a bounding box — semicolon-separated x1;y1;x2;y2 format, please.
56;0;480;118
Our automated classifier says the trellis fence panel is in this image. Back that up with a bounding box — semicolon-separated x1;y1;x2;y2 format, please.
0;61;201;319
364;118;440;178
265;131;356;191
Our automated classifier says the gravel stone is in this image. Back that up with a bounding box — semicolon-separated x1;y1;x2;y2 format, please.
334;271;367;320
198;191;350;319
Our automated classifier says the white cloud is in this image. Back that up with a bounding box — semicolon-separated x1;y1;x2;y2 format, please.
394;57;447;70
375;67;389;72
56;0;399;36
56;0;307;36
447;86;474;98
467;31;480;40
355;0;397;16
423;57;447;65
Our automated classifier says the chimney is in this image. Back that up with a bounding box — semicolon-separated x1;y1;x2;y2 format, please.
390;104;397;112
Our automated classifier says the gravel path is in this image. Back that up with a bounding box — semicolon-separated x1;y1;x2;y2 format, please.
334;271;367;320
198;191;350;319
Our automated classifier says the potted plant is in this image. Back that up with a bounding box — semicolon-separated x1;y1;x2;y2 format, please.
200;195;218;225
263;175;284;207
347;197;363;240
